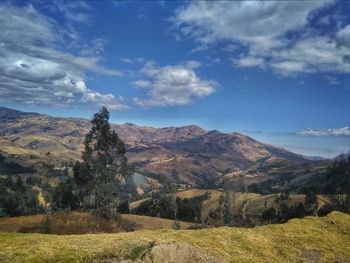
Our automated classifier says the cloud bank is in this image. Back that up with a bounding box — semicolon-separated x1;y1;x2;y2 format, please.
297;127;350;136
0;3;127;110
173;1;350;75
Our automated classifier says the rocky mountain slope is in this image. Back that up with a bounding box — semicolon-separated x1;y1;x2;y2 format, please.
0;107;308;186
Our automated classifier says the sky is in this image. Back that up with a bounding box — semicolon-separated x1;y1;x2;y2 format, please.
0;0;350;158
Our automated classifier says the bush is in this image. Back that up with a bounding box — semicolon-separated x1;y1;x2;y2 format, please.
172;221;181;230
0;176;43;216
36;211;140;234
318;203;335;217
39;211;117;234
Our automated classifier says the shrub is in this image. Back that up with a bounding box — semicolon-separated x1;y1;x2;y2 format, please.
172;221;181;230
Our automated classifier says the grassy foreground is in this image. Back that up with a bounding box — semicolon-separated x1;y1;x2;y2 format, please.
0;212;349;262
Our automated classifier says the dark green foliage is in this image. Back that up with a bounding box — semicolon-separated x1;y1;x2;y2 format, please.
318;203;335;216
51;179;79;211
132;191;211;222
117;199;130;213
261;203;309;224
323;158;350;214
132;191;177;220
261;207;276;223
0;153;36;174
324;157;350;194
0;176;42;216
176;193;209;222
94;182;119;219
222;191;234;226
304;192;318;215
71;107;129;218
247;183;260;194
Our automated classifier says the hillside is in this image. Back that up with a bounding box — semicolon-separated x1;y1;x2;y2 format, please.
0;212;349;262
0;107;310;186
130;189;330;226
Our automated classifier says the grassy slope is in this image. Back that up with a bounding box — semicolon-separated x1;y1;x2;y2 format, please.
0;212;349;262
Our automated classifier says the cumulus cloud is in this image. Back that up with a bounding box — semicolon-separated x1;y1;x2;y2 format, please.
133;62;217;107
297;127;350;136
172;1;350;76
0;3;127;110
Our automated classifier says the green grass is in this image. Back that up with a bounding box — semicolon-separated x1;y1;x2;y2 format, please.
0;212;349;262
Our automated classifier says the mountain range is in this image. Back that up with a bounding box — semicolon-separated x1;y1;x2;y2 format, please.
0;107;319;187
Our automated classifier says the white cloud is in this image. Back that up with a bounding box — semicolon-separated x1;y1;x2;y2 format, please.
171;1;350;76
48;1;94;24
133;62;217;107
120;57;145;64
173;1;332;50
269;36;350;75
0;3;126;110
232;56;265;68
81;91;126;110
337;25;350;48
133;80;151;88
298;127;350;136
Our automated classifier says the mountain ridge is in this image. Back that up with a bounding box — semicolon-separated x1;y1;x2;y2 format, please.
0;107;309;186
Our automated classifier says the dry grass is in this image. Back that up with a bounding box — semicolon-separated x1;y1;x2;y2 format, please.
0;212;191;234
0;212;349;262
0;214;43;232
121;214;191;230
175;189;213;199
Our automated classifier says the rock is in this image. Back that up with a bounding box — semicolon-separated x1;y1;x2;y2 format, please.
299;249;321;263
141;243;222;263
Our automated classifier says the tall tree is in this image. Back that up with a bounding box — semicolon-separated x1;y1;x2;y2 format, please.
73;107;129;218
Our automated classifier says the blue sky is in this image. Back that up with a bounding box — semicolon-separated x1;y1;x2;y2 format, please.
0;0;350;158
